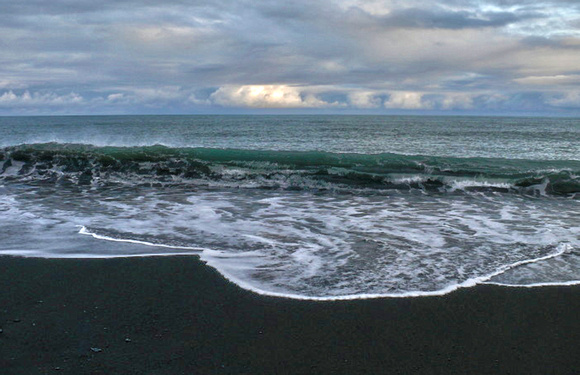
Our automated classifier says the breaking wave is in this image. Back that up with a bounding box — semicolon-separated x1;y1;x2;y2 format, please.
1;143;579;196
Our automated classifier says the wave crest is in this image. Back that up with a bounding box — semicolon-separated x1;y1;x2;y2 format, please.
1;143;579;196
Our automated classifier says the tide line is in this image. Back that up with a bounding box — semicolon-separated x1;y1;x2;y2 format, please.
77;226;205;252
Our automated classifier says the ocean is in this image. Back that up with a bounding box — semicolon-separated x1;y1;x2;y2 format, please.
0;115;578;299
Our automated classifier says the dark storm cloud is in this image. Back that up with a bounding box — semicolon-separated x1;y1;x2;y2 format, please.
0;0;579;114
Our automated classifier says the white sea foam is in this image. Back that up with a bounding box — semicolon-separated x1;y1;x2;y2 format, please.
199;243;575;300
1;183;579;300
77;226;205;251
2;160;25;176
485;280;580;288
448;179;512;191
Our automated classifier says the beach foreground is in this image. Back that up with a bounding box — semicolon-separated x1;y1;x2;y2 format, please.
1;256;579;374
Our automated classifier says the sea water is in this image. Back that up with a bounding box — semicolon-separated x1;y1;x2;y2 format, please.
0;115;578;299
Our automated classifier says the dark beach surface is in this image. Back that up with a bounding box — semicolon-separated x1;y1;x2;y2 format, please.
1;256;579;375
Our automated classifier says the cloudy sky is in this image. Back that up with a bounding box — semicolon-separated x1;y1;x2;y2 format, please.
1;0;580;115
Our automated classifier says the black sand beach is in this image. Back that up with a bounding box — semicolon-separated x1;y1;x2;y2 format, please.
1;256;579;374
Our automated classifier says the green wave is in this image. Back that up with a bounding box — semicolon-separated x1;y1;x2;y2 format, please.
1;143;579;195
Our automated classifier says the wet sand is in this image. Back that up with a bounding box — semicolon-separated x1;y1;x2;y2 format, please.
1;255;579;374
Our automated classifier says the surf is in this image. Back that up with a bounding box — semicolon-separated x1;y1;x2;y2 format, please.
1;143;579;196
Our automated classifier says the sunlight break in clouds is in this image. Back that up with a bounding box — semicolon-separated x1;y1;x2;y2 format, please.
210;85;332;108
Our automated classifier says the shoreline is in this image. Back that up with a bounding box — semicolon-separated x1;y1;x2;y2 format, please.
2;255;580;374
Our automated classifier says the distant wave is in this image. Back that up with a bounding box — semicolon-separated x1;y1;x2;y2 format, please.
1;143;579;196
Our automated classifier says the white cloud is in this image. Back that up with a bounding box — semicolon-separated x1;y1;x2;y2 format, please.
106;93;125;102
119;24;215;51
514;74;580;86
384;91;432;109
130;87;184;101
440;93;474;109
348;91;382;108
100;87;188;106
504;8;580;37
547;91;580;108
188;94;211;106
335;0;393;15
210;85;333;108
0;91;83;107
0;80;28;90
383;92;476;110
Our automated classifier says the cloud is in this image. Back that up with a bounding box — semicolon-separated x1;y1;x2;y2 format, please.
210;85;334;108
440;93;475;109
514;74;580;86
384;92;432;109
348;91;382;108
0;91;83;107
378;8;532;30
547;91;580;108
0;0;579;115
106;93;125;102
0;80;28;90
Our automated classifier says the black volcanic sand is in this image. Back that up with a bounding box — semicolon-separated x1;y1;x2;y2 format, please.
1;256;579;374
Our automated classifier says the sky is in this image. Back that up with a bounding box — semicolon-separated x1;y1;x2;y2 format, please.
1;0;580;116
